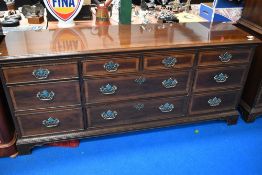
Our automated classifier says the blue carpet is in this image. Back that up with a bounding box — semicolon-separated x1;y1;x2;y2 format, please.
0;116;262;175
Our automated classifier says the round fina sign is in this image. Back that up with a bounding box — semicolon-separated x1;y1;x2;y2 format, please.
43;0;84;27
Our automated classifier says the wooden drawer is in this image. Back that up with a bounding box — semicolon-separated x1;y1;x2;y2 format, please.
194;66;247;91
144;51;195;71
198;48;252;66
190;90;240;114
83;56;139;76
87;97;188;127
85;71;191;103
9;81;81;111
3;63;78;84
17;108;84;137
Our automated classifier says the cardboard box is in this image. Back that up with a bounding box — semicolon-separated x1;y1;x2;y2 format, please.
199;0;243;22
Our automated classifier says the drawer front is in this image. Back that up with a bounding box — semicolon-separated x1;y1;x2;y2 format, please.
85;71;191;103
144;51;195;71
17;108;84;137
3;63;78;84
9;81;81;111
83;57;139;76
194;66;247;91
190;90;240;114
87;97;188;127
198;48;252;66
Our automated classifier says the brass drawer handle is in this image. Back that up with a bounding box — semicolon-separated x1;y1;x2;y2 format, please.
214;73;229;83
32;68;50;80
219;52;232;63
159;103;174;113
134;76;146;85
42;117;60;128
104;61;119;72
36;90;55;101
162;78;178;88
208;97;222;107
162;57;177;68
101;110;118;120
100;84;117;95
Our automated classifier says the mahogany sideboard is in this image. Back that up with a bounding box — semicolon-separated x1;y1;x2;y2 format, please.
0;23;260;155
238;0;262;122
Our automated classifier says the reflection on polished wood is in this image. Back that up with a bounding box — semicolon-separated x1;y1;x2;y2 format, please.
0;22;260;59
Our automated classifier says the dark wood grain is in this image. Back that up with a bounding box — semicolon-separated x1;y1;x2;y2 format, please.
9;81;81;112
0;141;17;157
240;47;262;108
0;22;260;155
16;109;239;155
198;48;252;66
190;90;241;115
87;96;188;128
3;62;78;84
257;90;262;107
144;51;195;71
193;66;247;92
0;83;17;157
17;108;84;137
85;71;191;103
238;0;262;34
237;0;262;122
0;86;13;142
83;55;139;77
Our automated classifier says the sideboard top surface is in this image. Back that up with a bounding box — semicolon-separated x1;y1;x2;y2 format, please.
0;22;260;61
